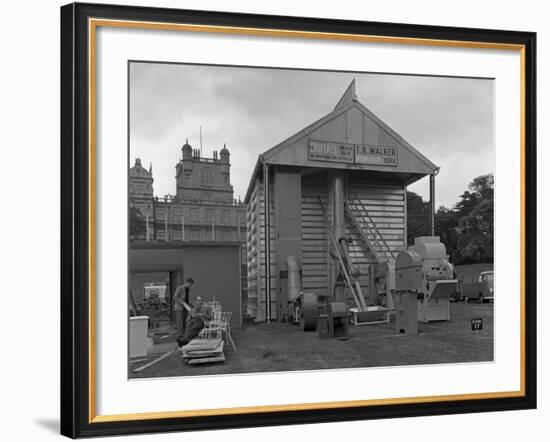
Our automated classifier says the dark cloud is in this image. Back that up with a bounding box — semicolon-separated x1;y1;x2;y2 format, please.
130;62;493;207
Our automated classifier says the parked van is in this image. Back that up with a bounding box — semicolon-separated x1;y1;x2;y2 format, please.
459;270;494;303
478;271;494;301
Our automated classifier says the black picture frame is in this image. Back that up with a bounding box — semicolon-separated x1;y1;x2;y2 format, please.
60;2;537;438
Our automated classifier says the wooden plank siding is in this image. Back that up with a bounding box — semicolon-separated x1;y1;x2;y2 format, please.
263;103;436;178
346;179;406;265
262;173;277;320
343;179;406;304
245;178;260;318
301;177;329;297
248;172;407;320
246;174;277;321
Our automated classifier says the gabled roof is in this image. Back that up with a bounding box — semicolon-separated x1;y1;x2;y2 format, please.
262;80;437;172
245;80;439;203
333;78;357;111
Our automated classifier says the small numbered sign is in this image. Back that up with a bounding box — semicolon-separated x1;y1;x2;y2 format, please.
471;318;483;331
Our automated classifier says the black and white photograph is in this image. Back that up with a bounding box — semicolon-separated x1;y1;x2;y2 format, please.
128;62;495;378
0;0;542;439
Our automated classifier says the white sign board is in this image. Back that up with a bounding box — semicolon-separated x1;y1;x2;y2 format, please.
308;140;354;163
355;145;398;166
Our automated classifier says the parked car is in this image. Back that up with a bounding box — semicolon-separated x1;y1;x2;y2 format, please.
458;270;494;303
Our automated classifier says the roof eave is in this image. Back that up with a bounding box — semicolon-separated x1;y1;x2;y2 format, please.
243;155;264;204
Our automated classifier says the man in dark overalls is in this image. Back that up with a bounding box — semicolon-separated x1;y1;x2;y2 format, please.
177;296;212;347
173;278;194;340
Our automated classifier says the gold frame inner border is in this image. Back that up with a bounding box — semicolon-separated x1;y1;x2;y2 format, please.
87;17;527;424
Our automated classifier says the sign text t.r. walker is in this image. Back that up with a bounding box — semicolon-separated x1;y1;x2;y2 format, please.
355;144;398;166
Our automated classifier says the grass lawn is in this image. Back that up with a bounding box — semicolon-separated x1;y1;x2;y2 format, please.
129;302;494;379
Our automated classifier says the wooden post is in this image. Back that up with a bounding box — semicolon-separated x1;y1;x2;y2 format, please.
403;183;408;247
429;174;435;236
264;163;271;322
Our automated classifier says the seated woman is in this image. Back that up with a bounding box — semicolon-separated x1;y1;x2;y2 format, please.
176;296;212;347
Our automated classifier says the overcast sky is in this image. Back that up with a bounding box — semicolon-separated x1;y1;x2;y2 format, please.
129;62;494;208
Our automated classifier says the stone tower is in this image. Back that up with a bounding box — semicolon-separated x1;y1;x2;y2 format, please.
175;139;234;202
129;158;154;199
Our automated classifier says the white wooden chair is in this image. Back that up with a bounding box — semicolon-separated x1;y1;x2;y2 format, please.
203;301;222;321
189;301;222;345
196;328;222;341
200;311;236;352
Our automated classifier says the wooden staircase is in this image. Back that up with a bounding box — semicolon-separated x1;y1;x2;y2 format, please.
345;195;397;264
318;193;400;312
317;196;368;312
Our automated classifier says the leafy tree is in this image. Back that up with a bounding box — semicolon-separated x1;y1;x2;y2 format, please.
454;193;494;263
469;174;494;201
130;206;146;240
453;190;480;219
406;173;494;264
435;205;458;255
452;174;494;263
454;173;494;218
406;191;430;246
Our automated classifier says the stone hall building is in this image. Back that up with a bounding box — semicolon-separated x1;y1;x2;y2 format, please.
129;140;247;304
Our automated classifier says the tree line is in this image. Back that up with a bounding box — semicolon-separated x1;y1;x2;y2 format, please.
407;173;494;265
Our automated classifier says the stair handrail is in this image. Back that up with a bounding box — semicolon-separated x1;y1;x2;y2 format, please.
344;204;382;263
317;195;367;311
348;194;397;261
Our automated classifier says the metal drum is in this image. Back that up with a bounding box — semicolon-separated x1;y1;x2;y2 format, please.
395;250;423;291
300;292;318;331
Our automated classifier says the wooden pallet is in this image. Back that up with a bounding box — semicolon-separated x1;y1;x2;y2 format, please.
181;338;225;365
187;354;225;365
180;338;221;352
182;341;224;359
